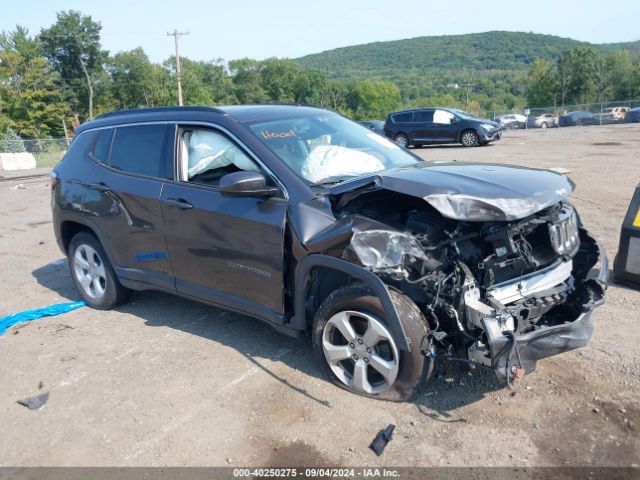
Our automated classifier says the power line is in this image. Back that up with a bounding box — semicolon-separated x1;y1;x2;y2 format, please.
166;30;189;106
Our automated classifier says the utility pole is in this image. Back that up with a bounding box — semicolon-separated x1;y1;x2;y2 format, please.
167;30;189;106
459;83;474;110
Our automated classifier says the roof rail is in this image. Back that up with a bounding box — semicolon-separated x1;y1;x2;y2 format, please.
96;105;225;119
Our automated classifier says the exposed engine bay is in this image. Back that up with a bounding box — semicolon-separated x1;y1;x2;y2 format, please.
333;188;607;383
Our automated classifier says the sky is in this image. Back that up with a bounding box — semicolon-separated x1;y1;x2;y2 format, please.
2;0;639;63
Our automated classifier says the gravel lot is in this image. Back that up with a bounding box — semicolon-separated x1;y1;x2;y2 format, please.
0;124;639;467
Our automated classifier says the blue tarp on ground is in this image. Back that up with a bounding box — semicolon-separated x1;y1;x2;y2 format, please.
0;301;86;335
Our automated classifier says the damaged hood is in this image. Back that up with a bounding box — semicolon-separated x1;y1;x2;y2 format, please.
332;162;574;221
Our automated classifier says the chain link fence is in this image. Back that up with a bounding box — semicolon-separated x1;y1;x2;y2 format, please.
9;138;69;168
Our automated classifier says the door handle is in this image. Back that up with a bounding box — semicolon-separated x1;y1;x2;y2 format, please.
165;197;193;210
89;182;110;192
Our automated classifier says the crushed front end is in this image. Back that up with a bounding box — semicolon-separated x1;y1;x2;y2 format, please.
342;197;608;385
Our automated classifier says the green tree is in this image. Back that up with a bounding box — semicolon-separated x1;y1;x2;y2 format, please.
228;58;268;104
526;59;557;107
350;80;401;119
109;48;157;109
175;57;235;105
566;47;598;104
606;51;634;100
0;127;26;153
0;28;70;137
260;58;298;102
39;10;106;120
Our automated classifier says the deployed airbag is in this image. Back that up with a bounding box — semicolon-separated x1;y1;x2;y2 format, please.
188;130;258;178
301;145;385;183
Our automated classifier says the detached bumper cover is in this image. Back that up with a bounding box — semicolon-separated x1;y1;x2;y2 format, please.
486;235;608;382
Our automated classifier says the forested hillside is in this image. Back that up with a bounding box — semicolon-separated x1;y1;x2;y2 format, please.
296;31;639;79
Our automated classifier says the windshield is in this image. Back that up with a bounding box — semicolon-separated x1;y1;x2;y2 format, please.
247;112;421;185
451;109;473;119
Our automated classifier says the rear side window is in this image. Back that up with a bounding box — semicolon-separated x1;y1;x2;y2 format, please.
392;113;412;123
110;125;169;178
90;129;113;163
412;110;433;122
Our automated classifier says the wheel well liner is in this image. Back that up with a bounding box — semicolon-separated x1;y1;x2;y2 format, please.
292;255;411;351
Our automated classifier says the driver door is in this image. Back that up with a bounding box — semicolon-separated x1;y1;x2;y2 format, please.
161;125;289;324
432;109;459;143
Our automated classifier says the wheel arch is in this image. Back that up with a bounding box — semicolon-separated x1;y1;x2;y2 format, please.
459;128;480;143
292;255;411;351
58;215;117;267
393;132;410;145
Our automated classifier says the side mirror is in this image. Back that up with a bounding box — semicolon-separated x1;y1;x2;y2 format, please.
219;171;279;197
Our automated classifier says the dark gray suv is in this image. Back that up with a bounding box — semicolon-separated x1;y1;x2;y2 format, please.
52;105;607;401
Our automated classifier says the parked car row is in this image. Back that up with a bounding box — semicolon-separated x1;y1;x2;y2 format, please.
357;105;640;146
494;114;527;129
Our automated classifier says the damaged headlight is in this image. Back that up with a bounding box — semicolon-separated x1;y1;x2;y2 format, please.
350;229;428;277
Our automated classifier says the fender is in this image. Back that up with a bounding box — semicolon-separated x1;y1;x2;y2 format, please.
291;255;411;351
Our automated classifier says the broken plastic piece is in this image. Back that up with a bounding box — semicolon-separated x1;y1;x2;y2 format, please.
17;392;49;410
514;367;526;380
369;424;395;456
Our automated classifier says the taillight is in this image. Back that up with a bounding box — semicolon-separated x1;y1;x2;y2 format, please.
50;171;59;190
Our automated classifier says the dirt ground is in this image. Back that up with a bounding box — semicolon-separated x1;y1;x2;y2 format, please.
0;124;639;467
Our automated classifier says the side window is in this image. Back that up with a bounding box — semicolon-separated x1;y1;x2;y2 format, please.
433;109;456;125
180;128;260;186
392;113;412;123
110;125;169;178
90;129;113;163
412;110;433;122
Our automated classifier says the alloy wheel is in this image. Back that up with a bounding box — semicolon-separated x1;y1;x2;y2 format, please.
461;131;478;146
394;134;408;147
73;244;107;299
321;310;399;395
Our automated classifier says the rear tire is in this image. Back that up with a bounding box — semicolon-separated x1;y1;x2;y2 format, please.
394;133;409;148
312;283;433;402
68;232;132;309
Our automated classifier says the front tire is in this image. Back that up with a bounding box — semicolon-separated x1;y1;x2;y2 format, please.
68;232;132;309
312;283;433;402
541;122;548;129
461;130;479;147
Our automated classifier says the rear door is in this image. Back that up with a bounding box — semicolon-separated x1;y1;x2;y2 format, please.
410;110;435;143
160;125;288;324
83;124;175;290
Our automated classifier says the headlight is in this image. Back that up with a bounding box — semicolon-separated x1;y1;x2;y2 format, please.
480;123;495;131
350;230;427;276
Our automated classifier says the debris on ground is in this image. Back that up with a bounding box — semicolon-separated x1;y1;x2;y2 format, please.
17;392;49;410
369;424;395;456
0;301;85;335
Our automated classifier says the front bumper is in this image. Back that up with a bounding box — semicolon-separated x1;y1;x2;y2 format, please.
482;233;608;383
480;129;502;142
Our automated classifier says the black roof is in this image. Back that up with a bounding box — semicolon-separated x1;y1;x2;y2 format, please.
78;104;328;133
